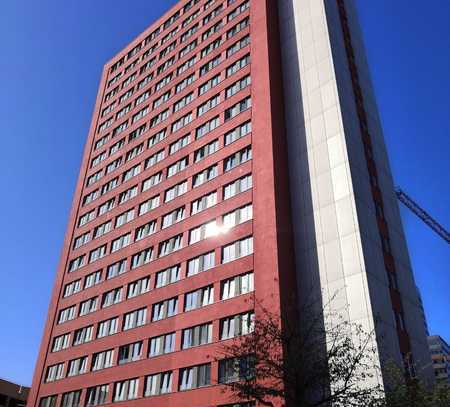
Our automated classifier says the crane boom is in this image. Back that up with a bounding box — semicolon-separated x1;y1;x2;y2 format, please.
395;188;450;244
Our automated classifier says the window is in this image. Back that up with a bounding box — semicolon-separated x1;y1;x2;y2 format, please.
198;94;220;117
128;277;151;298
145;150;165;169
221;272;254;300
111;233;131;253
172;112;193;132
227;35;250;57
224;121;251;145
68;255;85;273
82;189;99;206
61;391;81;407
45;363;64;382
203;4;223;24
85;270;102;288
198;74;220;96
187;251;215;277
123;307;147;330
196;116;219;139
182;322;212;349
189;220;216;244
73;233;90;250
145;371;173;396
98;198;115;216
165;180;188;202
201;37;222;58
192;164;218;187
202;20;222;41
223;204;253;228
63;279;81;298
101;178;119;195
135;220;157;240
97;317;119;338
122;164;141;182
112;121;129;137
152;297;178;321
228;0;249;17
200;55;221;77
158;234;183;257
92;349;114;371
224;146;252;171
67;357;88;377
135;91;150;106
177;55;197;76
116;103;131;119
110;139;125;156
113;378;139;402
118;341;143;365
226;75;251;98
102;287;122;308
185;285;214;311
225;97;251;121
106;259;127;279
79;297;97;316
129;124;147;143
78;210;95;227
173;92;194;112
162;206;185;229
227;17;249;39
220;311;255;340
58;305;76;324
86;384;109;407
115;209;134;228
224;174;252;199
179;40;197;59
179;363;211;390
167;156;189;177
227;54;250;77
218;355;255;383
52;333;70;352
149;109;170;128
175;73;195;93
148;128;166;148
194;139;219;162
89;244;106;263
118;185;138;204
139;195;160;215
73;325;93;346
39;396;57;407
106;157;122;174
181;23;199;42
142;172;162;192
222;236;253;263
95;135;109;150
169;134;190;154
191;191;217;215
149;332;176;357
91;151;107;167
155;265;181;288
155;74;173;92
131;247;153;269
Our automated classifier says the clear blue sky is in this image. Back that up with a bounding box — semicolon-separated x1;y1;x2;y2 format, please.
0;0;448;387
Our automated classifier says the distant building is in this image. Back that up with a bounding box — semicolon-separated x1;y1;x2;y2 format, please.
0;379;29;407
428;335;450;384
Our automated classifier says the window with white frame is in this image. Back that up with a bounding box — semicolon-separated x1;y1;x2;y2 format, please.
152;297;178;321
184;285;214;311
149;332;176;357
222;236;253;263
155;265;181;288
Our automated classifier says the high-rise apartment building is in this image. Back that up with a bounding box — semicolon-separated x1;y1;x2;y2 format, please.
428;335;450;384
29;1;433;406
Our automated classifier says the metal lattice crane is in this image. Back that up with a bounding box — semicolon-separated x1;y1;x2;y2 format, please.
395;188;450;244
